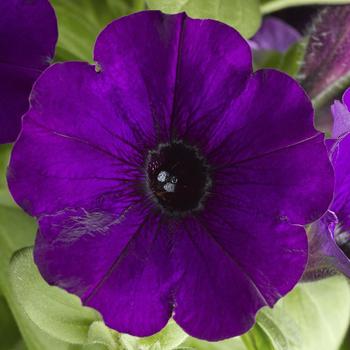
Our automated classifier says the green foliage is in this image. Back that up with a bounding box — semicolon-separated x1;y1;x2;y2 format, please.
9;248;102;345
243;277;350;350
50;0;145;62
0;297;23;350
253;40;306;77
260;0;350;14
182;336;246;350
146;0;261;38
0;144;14;207
121;320;187;350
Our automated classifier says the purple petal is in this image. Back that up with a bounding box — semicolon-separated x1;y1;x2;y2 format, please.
186;70;333;222
304;133;350;279
35;207;177;337
172;216;306;341
211;133;333;225
330;133;350;229
8;62;146;216
331;100;350;138
343;87;350;109
249;17;300;53
35;205;147;296
0;0;57;143
331;87;350;138
185;69;316;157
95;11;252;144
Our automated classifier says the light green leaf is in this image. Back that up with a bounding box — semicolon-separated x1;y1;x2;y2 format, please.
83;321;120;350
121;320;188;350
260;0;350;14
146;0;261;38
253;40;306;77
244;276;350;350
9;247;103;345
182;336;247;350
0;144;14;207
0;207;36;294
51;0;145;62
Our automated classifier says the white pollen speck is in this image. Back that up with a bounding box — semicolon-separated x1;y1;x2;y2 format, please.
164;182;175;192
157;171;169;183
170;176;178;184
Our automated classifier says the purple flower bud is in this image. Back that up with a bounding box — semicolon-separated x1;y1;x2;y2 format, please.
249;17;301;53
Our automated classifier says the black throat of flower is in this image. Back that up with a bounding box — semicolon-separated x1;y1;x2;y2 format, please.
146;141;211;215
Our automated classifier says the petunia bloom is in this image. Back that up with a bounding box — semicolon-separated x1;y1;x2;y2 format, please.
0;0;57;144
8;11;333;340
249;17;301;53
331;87;350;138
304;88;350;280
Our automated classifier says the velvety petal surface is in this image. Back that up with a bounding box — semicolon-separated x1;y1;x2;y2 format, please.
35;205;179;337
342;87;350;110
35;204;147;297
9;11;252;216
95;11;252;143
8;63;147;216
331;100;350;138
331;88;350;138
249;17;300;53
172;216;307;341
188;70;318;160
330;133;350;228
0;0;57;143
192;70;333;225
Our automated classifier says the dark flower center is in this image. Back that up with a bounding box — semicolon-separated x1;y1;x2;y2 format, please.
146;141;210;214
335;227;350;259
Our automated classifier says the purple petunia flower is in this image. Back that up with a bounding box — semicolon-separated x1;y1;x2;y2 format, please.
249;17;301;53
0;0;57;144
8;11;333;340
331;88;350;138
304;88;350;280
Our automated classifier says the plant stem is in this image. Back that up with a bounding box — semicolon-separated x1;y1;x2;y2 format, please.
261;0;350;15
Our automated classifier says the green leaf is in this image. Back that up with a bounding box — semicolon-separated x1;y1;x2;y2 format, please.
244;276;350;350
121;320;188;350
260;0;350;14
0;144;14;207
0;297;23;350
146;0;261;38
9;247;104;345
182;336;247;350
51;0;145;62
83;321;120;350
253;40;306;77
0;207;36;294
